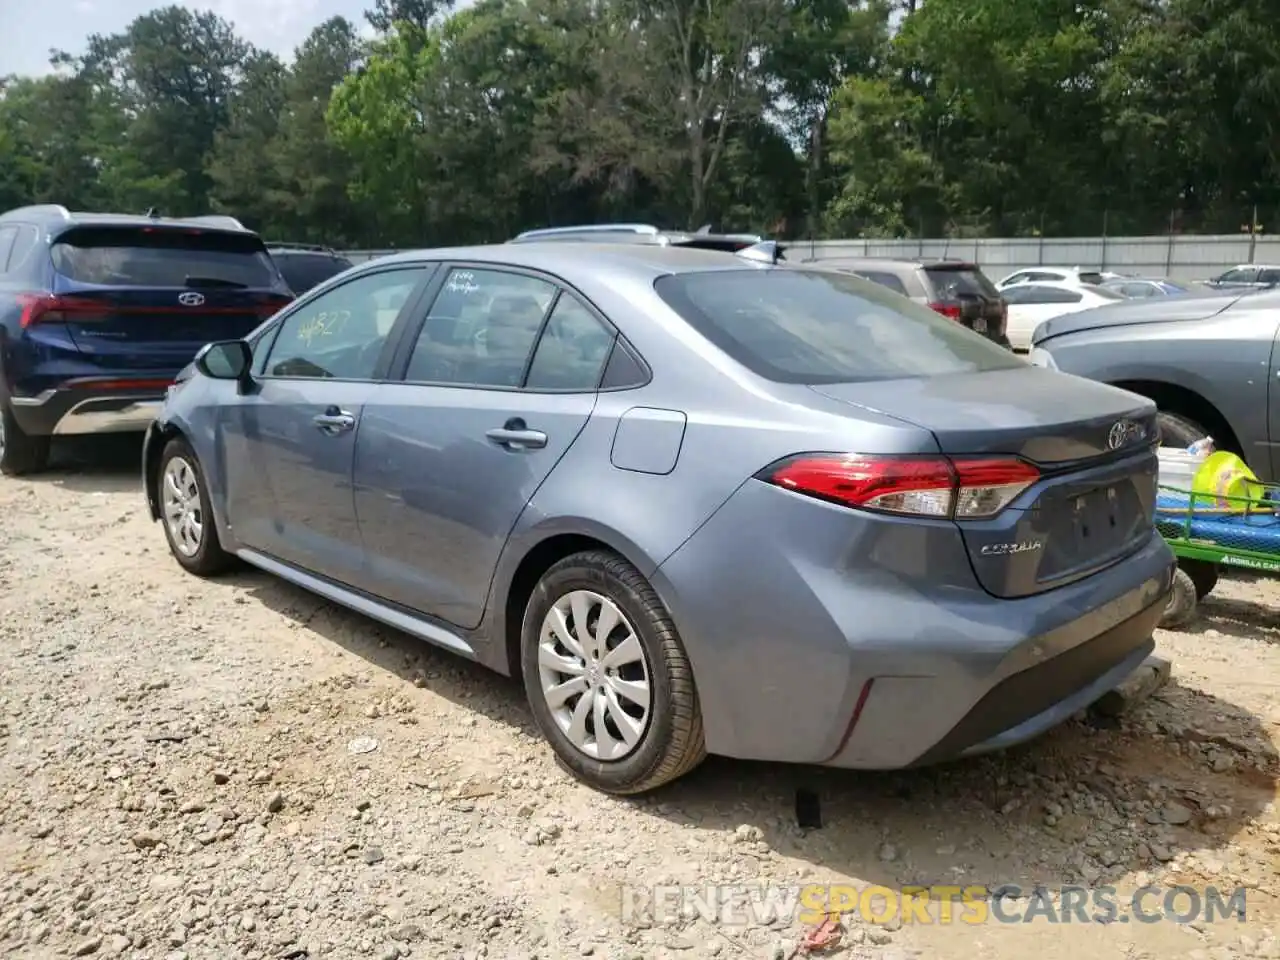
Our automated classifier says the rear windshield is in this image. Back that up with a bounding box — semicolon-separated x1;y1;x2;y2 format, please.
273;253;353;294
653;269;1025;384
51;227;280;288
925;265;1000;300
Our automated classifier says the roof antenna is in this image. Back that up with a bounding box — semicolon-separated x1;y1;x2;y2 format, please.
145;207;159;218
737;240;782;265
695;223;713;235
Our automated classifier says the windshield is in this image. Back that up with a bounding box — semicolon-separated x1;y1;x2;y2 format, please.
52;227;280;288
653;268;1025;385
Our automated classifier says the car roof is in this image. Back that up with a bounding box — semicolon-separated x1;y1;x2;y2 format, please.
366;242;778;279
510;223;763;245
809;256;978;270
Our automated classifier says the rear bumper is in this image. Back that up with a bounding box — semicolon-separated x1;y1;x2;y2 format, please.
653;479;1175;770
8;386;165;438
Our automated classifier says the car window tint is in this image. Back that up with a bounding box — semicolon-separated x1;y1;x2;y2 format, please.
854;271;909;296
1003;273;1029;285
1121;283;1153;297
274;253;353;294
1260;269;1280;284
0;227;18;273
50;226;279;288
262;268;423;380
1026;272;1063;282
1005;285;1053;303
525;294;615;390
1220;268;1256;283
654;269;1024;385
925;267;998;299
5;226;37;273
405;268;555;387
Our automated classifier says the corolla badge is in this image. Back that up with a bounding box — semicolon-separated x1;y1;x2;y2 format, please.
980;541;1043;556
178;291;206;307
1107;418;1145;450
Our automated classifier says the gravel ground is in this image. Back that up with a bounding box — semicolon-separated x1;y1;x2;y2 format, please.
1;439;1278;960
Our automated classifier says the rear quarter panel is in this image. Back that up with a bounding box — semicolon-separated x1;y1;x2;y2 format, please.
1039;306;1280;471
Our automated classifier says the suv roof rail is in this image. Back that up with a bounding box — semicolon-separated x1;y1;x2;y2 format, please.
185;214;248;231
513;223;662;241
1;204;72;222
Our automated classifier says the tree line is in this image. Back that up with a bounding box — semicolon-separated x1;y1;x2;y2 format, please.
1;0;1277;249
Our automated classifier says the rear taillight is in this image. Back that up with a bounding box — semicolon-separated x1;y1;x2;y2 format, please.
258;295;294;319
929;302;962;320
761;454;1039;519
16;293;106;329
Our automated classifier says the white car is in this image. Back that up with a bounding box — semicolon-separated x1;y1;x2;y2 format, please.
1000;280;1126;351
996;266;1126;290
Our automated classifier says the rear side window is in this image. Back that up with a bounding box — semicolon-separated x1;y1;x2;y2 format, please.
51;227;281;289
0;227;18;273
854;270;909;296
653;269;1024;384
274;253;354;294
926;266;999;300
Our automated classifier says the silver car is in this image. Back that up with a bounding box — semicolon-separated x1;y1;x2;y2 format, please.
143;242;1174;794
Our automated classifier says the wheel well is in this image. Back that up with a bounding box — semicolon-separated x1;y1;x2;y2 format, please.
503;534;617;680
144;422;184;517
1110;380;1242;456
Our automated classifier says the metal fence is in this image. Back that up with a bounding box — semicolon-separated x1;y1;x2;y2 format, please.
342;233;1280;282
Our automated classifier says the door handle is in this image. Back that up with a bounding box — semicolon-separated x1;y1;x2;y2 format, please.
312;407;356;435
486;418;547;450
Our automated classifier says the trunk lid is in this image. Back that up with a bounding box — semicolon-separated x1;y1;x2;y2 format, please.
1032;288;1243;345
810;365;1160;598
48;224;292;370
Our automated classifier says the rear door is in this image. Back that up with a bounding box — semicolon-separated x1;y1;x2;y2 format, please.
48;225;292;371
924;264;1007;342
351;264;613;628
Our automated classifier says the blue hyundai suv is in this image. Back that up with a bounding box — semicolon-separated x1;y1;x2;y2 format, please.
0;205;294;475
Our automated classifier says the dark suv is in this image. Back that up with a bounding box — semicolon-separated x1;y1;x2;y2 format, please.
266;243;354;295
0;205;293;475
807;256;1010;347
510;223;769;253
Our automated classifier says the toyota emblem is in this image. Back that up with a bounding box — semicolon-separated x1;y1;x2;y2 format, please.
178;292;206;307
1107;419;1143;450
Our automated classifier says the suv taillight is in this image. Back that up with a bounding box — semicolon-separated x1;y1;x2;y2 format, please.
929;302;962;320
16;293;106;329
760;454;1039;519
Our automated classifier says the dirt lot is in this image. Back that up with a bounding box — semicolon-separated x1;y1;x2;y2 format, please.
1;440;1278;960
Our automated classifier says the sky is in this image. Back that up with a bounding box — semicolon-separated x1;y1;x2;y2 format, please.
0;0;375;78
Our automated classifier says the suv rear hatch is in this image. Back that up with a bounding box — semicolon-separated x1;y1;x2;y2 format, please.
924;263;1007;344
42;225;292;370
810;365;1159;599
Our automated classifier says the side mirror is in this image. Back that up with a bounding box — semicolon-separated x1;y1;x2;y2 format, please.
194;340;253;385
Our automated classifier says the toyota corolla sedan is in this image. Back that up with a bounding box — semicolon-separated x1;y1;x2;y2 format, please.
142;241;1175;794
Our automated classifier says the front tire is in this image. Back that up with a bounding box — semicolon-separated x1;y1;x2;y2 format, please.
157;438;235;576
1157;411;1208;449
0;401;50;476
1180;558;1219;600
521;550;706;794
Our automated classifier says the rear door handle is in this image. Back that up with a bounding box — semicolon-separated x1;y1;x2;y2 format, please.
486;418;547;450
312;407;356;435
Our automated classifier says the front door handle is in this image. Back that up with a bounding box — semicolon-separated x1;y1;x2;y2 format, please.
312;407;356;435
486;417;547;450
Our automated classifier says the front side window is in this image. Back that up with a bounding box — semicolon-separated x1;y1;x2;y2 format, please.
654;268;1024;385
262;268;424;380
1219;268;1257;283
405;268;556;387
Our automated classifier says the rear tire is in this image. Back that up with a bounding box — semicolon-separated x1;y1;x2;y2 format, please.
157;437;235;577
0;400;50;477
1157;411;1208;449
1180;558;1219;600
520;550;706;795
1160;567;1198;629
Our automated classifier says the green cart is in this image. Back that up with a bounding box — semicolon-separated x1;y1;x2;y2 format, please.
1155;482;1280;627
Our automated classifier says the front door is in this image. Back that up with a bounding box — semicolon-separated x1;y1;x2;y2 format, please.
222;265;431;583
352;266;617;628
